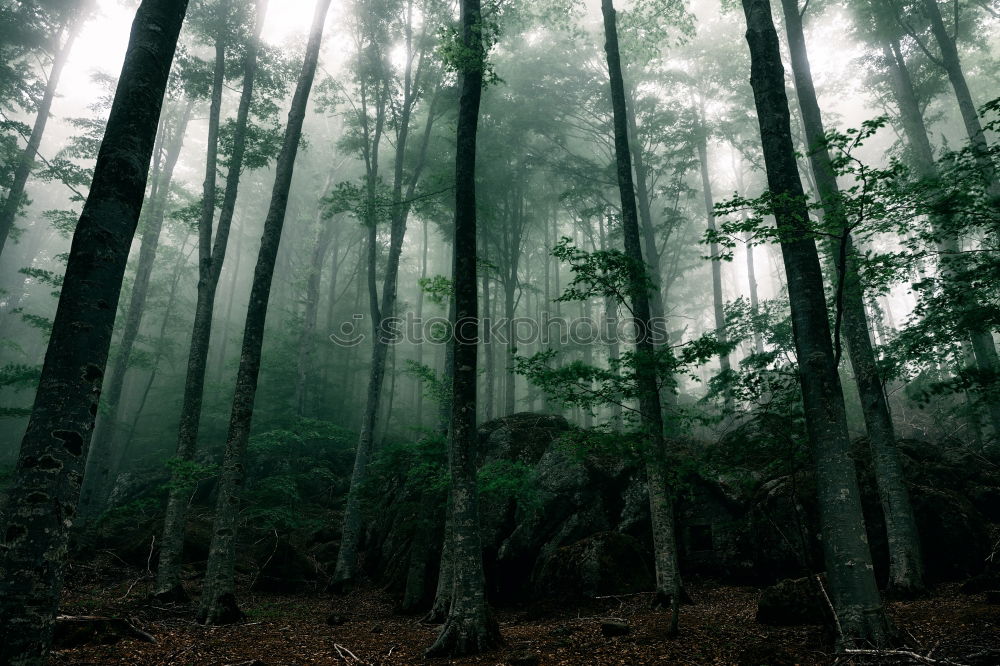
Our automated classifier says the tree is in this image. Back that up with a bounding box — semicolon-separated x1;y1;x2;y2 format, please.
77;94;196;522
739;0;894;647
0;1;189;661
601;0;682;635
0;1;93;259
155;0;270;601
333;0;445;589
197;0;332;625
778;0;925;597
425;0;502;656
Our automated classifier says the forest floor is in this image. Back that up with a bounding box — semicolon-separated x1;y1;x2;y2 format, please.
51;557;1000;665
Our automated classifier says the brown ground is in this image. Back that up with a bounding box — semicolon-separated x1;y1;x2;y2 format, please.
52;559;1000;665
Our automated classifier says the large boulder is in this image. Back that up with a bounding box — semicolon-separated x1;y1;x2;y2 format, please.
756;576;831;626
535;531;654;598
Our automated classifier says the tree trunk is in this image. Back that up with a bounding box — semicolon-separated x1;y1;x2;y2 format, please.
503;279;516;415
697;130;733;387
0;10;82;258
880;22;1000;436
741;0;894;647
482;271;494;422
746;230;765;354
602;0;681;635
295;173;337;417
334;41;441;586
425;0;501;656
156;0;266;600
197;0;331;625
780;0;924;597
920;0;1000;203
79;97;195;521
0;2;187;661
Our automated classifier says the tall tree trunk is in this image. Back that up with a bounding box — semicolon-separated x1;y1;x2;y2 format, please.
197;0;331;625
741;0;894;646
425;0;501;655
482;271;494;422
295;173;337;416
880;23;1000;435
0;9;83;258
334;36;439;588
697;130;733;388
746;230;765;354
503;278;516;415
602;0;681;636
156;0;266;600
415;218;429;425
920;0;1000;203
0;2;187;661
780;0;925;596
79;98;195;521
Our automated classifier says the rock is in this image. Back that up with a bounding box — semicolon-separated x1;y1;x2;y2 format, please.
507;649;541;666
961;570;1000;594
911;485;990;580
756;576;830;626
535;532;653;599
251;539;319;593
479;413;570;465
600;619;630;637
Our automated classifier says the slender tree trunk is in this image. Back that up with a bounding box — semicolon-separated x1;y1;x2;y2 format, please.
741;0;894;646
426;0;501;655
334;44;440;588
920;0;1000;203
415;218;429;425
598;216;623;429
602;0;681;635
503;279;516;415
697;130;733;387
197;0;330;624
295;174;337;416
79;98;195;521
156;0;266;600
746;230;765;354
0;2;187;661
880;24;1000;435
482;271;494;421
0;11;82;258
780;0;925;596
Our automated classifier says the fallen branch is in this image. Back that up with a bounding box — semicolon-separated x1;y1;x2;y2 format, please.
842;648;969;666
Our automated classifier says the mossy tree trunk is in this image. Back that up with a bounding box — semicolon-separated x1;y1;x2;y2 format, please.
0;1;188;662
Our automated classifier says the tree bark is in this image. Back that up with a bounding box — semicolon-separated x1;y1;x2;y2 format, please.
920;0;1000;203
197;0;331;625
741;0;894;647
697;129;733;395
780;0;925;597
425;0;501;655
334;29;440;586
0;2;187;662
602;0;682;635
880;21;1000;436
295;173;337;417
0;9;83;258
156;0;266;600
79;97;195;521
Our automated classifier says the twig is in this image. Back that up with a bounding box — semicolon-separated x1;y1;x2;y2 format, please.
334;643;364;663
842;648;969;666
814;574;842;641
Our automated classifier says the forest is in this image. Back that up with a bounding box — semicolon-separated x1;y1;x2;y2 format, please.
1;0;999;663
